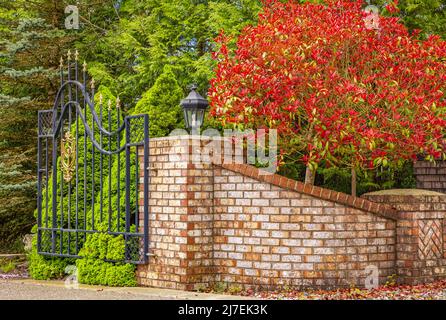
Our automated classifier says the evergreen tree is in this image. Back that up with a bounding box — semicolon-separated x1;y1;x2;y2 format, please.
0;0;71;251
134;65;184;137
0;154;35;251
75;0;262;112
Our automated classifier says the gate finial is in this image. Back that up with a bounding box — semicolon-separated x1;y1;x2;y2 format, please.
82;60;87;72
91;78;95;90
67;49;72;61
75;50;79;61
116;97;121;109
99;93;103;105
59;56;64;68
107;99;112;110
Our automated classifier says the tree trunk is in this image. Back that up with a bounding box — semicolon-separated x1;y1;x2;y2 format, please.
351;167;357;197
305;166;315;185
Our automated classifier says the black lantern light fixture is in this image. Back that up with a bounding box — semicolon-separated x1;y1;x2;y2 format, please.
180;84;208;134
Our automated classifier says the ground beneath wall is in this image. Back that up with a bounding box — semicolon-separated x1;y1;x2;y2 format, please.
246;281;446;300
1;278;446;300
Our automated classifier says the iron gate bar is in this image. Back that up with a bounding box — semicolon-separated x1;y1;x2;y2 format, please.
75;58;80;254
117;106;121;232
99;98;103;223
82;63;87;244
37;52;149;264
108;105;112;231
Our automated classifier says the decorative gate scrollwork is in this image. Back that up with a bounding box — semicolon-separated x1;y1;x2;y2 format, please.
37;51;149;263
61;131;76;182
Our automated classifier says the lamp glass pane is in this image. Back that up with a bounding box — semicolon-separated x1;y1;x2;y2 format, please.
196;109;204;128
186;109;197;129
183;109;189;129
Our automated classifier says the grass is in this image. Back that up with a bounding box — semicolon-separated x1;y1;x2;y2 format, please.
0;259;16;273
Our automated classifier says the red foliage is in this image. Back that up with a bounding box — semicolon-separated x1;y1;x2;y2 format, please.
209;0;446;171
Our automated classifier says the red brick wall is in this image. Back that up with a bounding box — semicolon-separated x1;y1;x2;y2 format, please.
413;160;446;193
137;137;446;290
137;137;191;290
363;191;446;285
212;167;396;289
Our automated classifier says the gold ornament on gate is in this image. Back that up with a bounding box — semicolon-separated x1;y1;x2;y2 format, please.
61;131;76;182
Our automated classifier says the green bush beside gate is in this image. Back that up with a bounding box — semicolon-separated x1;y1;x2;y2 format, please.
76;232;137;287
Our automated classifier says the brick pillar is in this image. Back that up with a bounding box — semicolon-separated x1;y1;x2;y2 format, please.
184;137;215;290
413;160;446;193
136;137;189;290
364;189;446;285
136;136;220;290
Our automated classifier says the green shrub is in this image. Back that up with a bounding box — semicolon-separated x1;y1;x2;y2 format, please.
106;234;126;261
29;223;137;287
317;167;352;194
76;258;108;285
212;282;227;293
75;232;136;287
78;232;110;260
28;231;72;280
278;161;306;182
76;258;136;287
28;250;70;280
105;263;137;287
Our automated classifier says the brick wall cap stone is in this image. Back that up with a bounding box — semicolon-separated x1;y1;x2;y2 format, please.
363;189;446;205
363;189;444;197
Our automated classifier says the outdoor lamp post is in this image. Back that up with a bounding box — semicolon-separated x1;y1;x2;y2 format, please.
180;85;208;135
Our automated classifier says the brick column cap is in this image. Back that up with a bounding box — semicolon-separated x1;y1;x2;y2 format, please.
363;189;446;212
363;188;445;202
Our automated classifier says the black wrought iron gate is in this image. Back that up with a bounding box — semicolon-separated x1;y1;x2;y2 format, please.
37;52;149;263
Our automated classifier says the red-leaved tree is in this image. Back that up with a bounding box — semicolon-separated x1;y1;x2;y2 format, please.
208;0;446;193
